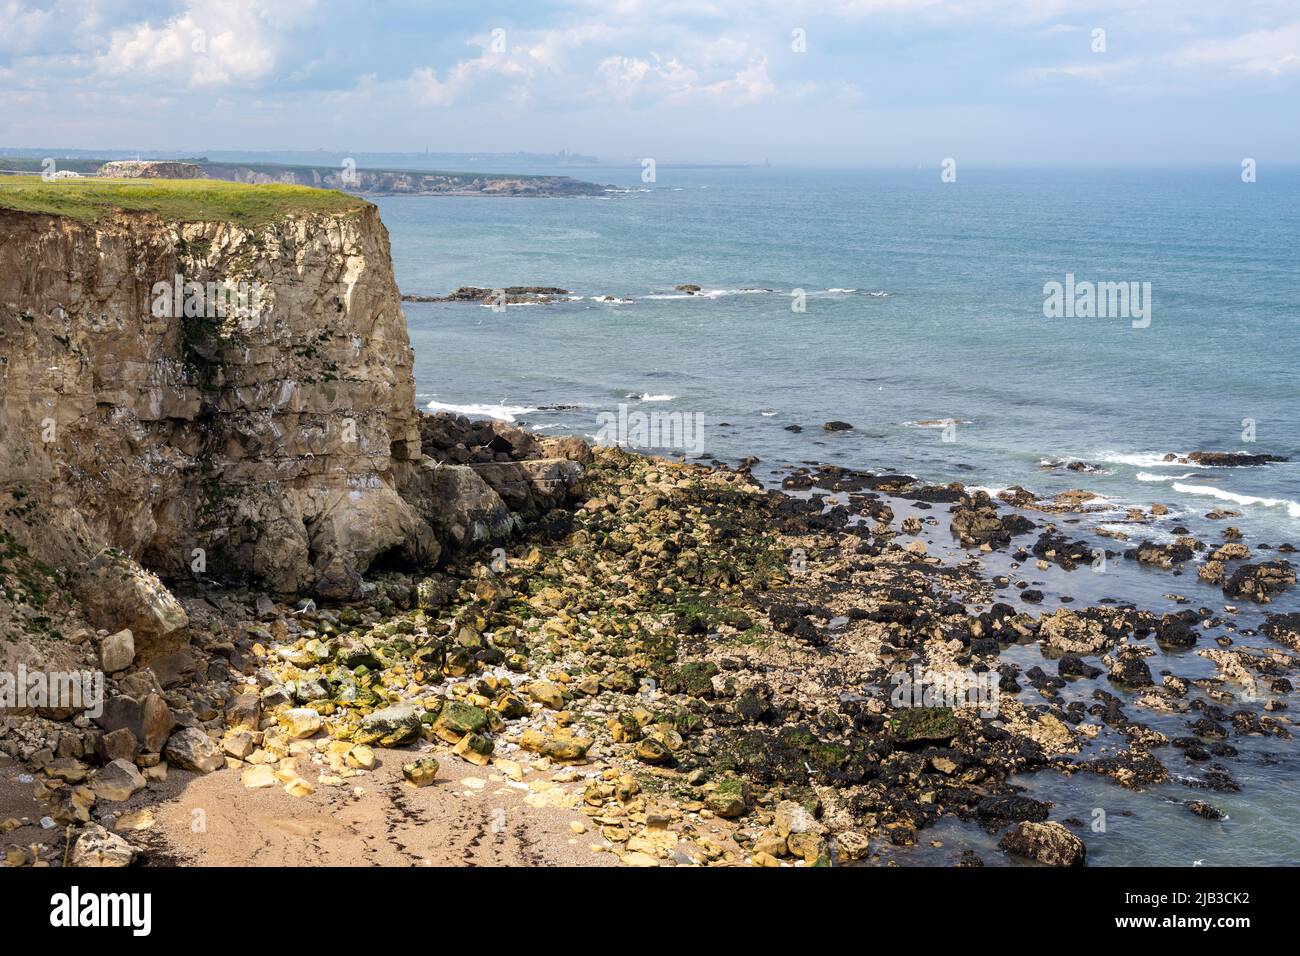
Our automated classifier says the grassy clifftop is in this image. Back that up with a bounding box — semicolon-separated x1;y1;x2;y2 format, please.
0;176;368;227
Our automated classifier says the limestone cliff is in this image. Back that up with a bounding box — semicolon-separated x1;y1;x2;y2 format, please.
0;201;435;611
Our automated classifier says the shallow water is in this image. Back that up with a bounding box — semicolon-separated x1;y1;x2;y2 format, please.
817;485;1300;867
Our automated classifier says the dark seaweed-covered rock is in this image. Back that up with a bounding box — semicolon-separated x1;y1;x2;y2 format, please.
1058;653;1103;680
1178;765;1242;793
713;725;854;785
1032;530;1095;570
897;483;965;504
1080;749;1168;788
975;794;1051;825
1154;612;1199;649
1261;612;1300;651
1024;665;1065;690
765;601;829;646
1223;561;1295;603
890;707;960;746
659;661;719;697
1190;717;1229;740
950;492;1035;547
1185;800;1225;820
1184;451;1289;467
1108;653;1154;688
1134;541;1195;569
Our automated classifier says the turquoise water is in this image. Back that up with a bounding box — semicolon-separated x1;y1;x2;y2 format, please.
380;168;1300;865
383;165;1300;549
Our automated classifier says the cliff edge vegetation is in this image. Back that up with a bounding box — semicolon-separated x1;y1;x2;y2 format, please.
0;176;366;227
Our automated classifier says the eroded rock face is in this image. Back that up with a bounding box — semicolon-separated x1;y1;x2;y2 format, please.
397;459;518;549
97;160;203;179
0;204;434;600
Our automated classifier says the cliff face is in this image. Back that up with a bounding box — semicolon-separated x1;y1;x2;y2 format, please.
0;203;436;606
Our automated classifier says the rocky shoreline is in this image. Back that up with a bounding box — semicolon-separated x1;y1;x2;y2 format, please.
4;414;1298;868
2;184;1296;868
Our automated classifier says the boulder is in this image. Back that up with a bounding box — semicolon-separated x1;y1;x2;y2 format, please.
90;758;146;802
543;435;595;465
1262;613;1300;651
951;495;1034;547
430;702;488;743
402;757;439;787
95;692;175;753
704;777;751;818
162;727;224;773
99;629;135;673
95;727;140;763
519;729;591;761
70;824;136;867
1134;541;1194;570
278;708;323;740
74;552;188;655
470;458;584;516
998;821;1086;866
399;459;516;549
354;702;423;746
223;693;262;731
1038;609;1110;654
525;681;566;711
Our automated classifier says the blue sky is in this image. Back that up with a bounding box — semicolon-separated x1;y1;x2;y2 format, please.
1;0;1298;164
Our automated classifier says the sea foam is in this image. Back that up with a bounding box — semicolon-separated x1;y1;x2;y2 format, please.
426;400;538;422
1171;483;1300;518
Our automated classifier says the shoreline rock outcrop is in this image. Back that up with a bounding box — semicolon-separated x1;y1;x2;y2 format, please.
0;199;584;654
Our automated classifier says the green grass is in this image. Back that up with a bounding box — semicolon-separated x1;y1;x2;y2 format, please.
0;175;369;226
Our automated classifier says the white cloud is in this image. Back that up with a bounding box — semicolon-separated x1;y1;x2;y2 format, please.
94;0;313;88
1172;22;1300;77
0;0;57;55
1022;57;1139;85
598;52;776;106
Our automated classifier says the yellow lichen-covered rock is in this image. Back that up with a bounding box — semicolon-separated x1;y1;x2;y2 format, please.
278;708;322;740
402;757;440;787
519;729;592;761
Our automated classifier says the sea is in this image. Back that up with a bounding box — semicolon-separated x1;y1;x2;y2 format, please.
378;165;1300;865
